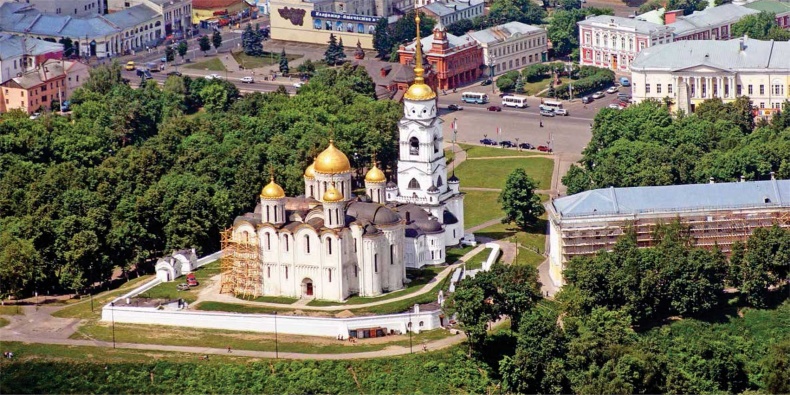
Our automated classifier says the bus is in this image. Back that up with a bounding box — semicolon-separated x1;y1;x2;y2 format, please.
461;92;489;104
502;95;528;108
539;100;563;112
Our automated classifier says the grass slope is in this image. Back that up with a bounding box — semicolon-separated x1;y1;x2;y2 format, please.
455;157;553;190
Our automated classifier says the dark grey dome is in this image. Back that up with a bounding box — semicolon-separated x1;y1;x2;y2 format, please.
386;181;398;189
363;224;381;235
448;173;459;183
416;219;443;233
347;202;401;225
427;184;439;193
443;210;458;225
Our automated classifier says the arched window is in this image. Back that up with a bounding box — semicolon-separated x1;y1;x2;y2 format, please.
309;185;314;197
267;266;271;278
390;244;395;265
305;235;311;254
409;137;419;155
374;254;378;273
284;235;289;251
266;205;270;222
436;176;443;187
327;238;333;255
408;178;420;189
433;136;439;153
285;266;288;279
328;268;332;282
265;233;271;250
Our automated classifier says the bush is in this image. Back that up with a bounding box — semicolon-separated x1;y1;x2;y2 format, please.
554;66;614;99
522;64;551;82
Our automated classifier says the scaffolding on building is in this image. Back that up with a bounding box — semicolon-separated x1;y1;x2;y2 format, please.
219;228;263;299
560;210;790;259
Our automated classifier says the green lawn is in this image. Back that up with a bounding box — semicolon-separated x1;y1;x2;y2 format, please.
0;305;23;315
184;57;226;71
139;261;221;304
71;320;452;354
521;76;569;97
475;220;547;267
308;266;446;307
232;51;303;69
446;245;475;265
465;248;500;271
246;295;299;304
52;275;155;319
455;157;553;190
0;316;9;328
458;143;543;158
463;190;503;228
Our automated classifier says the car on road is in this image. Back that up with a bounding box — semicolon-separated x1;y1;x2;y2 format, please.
29;112;41;120
176;283;190;291
460;233;478;247
606;86;619;94
481;79;492;86
166;71;182;77
480;138;497;145
499;140;514;148
447;104;463;111
537;145;553;152
160;57;167;63
581;96;593;104
608;103;622;109
240;76;255;83
205;73;222;80
554;108;568;116
617;93;631;101
540;109;555;117
60;101;71;112
125;61;136;71
499;92;513;98
487;105;502;112
592;91;606;99
518;142;534;150
186;273;199;287
293;81;305;88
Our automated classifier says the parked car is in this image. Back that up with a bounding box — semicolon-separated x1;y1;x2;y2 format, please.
500;140;514;148
480;138;497;145
619;76;631;86
606;86;619;94
160;57;167;63
205;73;222;80
581;96;593;104
293;81;305;88
125;61;136;71
499;92;513;98
537;145;553;152
554;108;568;116
481;79;492;86
60;101;71;112
592;91;606;99
240;76;255;83
166;71;182;77
29;112;41;120
448;104;463;111
540;109;555;117
518;142;534;150
460;233;477;247
608;103;622;109
487;105;502;112
176;283;190;291
617;93;631;101
186;273;199;287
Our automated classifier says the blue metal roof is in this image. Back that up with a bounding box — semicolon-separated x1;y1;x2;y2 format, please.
552;180;790;218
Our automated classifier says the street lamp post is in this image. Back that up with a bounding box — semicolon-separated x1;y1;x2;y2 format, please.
273;311;279;359
565;62;574;101
110;302;116;349
489;55;497;94
515;137;520;151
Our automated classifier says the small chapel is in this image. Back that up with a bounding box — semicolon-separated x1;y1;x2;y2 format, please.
226;17;465;301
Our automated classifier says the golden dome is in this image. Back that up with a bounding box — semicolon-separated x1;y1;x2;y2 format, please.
260;176;285;199
365;163;386;183
323;182;344;203
304;161;316;179
403;13;436;102
314;140;351;174
404;82;436;101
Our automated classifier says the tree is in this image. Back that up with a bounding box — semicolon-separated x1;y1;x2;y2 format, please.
491;264;542;331
732;12;790;41
242;23;263;56
548;8;613;57
444;273;499;353
279;48;290;75
212;30;223;53
372;17;392;59
199;84;230;113
324;33;341;65
763;340;790;394
559;0;581;10
177;41;188;62
0;234;40;300
499;168;544;230
390;11;436;45
198;35;211;55
446;19;473;36
165;45;176;63
78;62;125;95
337;37;347;64
514;75;525;94
59;37;75;57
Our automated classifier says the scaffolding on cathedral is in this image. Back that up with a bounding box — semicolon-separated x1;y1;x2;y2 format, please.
219;228;262;299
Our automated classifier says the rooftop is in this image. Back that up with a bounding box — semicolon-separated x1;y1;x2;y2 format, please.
669;3;758;35
467;22;544;44
404;31;476;52
421;0;484;17
0;34;63;60
630;38;790;71
551;179;790;218
742;0;790;14
578;15;674;35
1;58;66;89
192;0;243;9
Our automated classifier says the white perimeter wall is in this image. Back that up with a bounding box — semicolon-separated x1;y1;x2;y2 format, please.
101;305;443;338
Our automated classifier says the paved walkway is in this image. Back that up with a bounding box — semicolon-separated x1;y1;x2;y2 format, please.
194;245;487;311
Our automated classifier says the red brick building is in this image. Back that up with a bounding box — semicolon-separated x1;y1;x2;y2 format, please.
398;24;483;90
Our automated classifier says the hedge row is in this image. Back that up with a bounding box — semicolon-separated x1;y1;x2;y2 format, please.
554;66;614;99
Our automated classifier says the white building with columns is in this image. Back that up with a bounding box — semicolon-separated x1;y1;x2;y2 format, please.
630;38;790;115
578;15;674;72
226;26;464;301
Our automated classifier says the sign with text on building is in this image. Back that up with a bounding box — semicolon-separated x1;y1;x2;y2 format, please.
310;11;377;34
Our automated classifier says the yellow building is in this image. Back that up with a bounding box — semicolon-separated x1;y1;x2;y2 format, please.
192;0;248;24
269;0;387;49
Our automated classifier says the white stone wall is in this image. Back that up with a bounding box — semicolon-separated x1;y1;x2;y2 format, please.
102;304;443;337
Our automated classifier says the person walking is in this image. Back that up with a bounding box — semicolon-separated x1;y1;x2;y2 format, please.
540;121;544;128
227;346;232;353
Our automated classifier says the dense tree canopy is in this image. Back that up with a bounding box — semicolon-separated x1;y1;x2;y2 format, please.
0;62;400;298
547;7;613;57
498;168;544;230
732;12;790;41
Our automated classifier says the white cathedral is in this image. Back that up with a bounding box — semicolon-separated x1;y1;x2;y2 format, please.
229;22;464;301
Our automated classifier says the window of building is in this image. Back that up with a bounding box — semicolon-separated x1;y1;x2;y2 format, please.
305;235;310;254
327;238;332;255
374;254;378;273
748;85;753;95
409;137;419;155
737;85;742;95
645;84;650;94
267;266;271;278
285;266;288;279
668;84;673;94
354;265;358;277
760;102;765;108
408;178;420;189
390;244;395;265
656;84;661;94
773;84;783;95
760;85;765;95
328;269;332;282
284;235;289;251
266;233;271;250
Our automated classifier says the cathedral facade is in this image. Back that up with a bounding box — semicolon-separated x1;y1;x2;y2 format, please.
229;18;464;301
